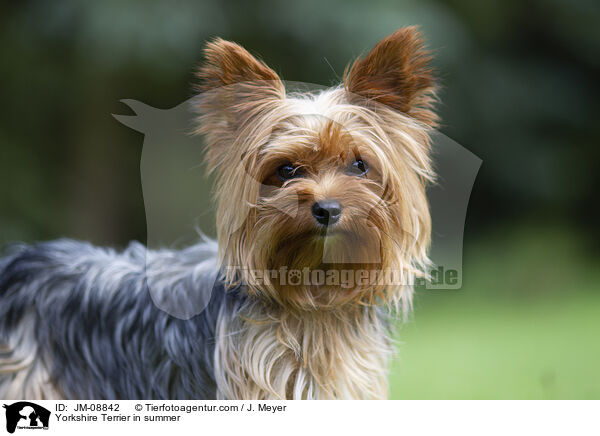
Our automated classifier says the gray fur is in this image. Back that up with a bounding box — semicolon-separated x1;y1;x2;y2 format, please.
0;238;245;399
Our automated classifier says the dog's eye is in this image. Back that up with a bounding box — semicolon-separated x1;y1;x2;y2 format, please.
347;159;369;176
277;163;302;181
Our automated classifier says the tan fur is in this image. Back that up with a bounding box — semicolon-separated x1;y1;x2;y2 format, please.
196;85;434;311
195;27;438;399
214;303;392;399
344;26;438;127
0;28;436;401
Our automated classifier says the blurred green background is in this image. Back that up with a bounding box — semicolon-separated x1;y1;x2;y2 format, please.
1;0;599;399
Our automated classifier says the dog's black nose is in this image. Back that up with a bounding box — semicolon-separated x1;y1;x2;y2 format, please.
311;200;342;226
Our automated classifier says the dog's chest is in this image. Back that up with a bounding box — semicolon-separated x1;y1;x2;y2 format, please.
213;306;392;399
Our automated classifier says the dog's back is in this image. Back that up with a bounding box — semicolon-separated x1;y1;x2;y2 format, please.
0;238;230;399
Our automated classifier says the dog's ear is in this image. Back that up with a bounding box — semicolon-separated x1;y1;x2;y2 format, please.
344;27;438;127
197;38;283;91
194;39;284;170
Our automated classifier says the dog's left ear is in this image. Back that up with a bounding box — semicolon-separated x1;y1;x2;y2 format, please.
194;38;285;169
344;27;438;127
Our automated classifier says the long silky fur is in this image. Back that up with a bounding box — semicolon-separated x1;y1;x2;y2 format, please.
215;303;392;399
0;239;226;399
0;240;392;400
0;27;437;400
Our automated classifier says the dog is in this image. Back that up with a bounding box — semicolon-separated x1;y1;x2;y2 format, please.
0;26;438;400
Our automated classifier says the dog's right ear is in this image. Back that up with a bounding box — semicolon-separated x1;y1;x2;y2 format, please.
193;39;284;170
197;38;283;92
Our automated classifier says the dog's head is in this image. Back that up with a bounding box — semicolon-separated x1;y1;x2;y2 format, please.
194;27;438;310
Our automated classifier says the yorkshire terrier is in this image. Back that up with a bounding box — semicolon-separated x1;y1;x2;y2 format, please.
0;27;437;400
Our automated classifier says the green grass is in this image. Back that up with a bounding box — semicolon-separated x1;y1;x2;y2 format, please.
389;227;600;399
